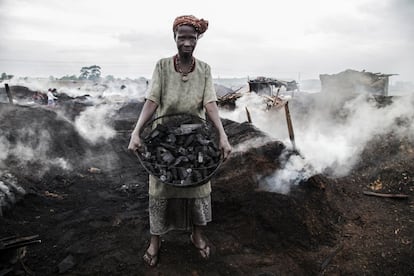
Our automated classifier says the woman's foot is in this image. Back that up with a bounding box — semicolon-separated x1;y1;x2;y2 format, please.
190;233;210;260
143;250;158;267
143;236;161;267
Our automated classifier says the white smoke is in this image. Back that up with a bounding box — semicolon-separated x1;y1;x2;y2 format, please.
74;104;117;143
0;171;26;216
7;77;149;103
0;129;72;174
2;78;142;175
297;93;414;176
53;157;72;170
100;79;148;102
221;90;414;193
220;92;269;125
232;137;273;153
258;153;314;194
0;136;9;161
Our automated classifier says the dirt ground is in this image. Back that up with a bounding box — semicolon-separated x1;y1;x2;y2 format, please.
0;88;413;275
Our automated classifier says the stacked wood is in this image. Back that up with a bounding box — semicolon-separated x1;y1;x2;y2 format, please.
217;92;243;109
262;95;287;110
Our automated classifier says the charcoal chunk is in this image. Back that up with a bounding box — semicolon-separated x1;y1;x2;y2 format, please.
139;115;221;186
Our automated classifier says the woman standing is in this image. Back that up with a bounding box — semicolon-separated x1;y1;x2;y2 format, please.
128;15;232;267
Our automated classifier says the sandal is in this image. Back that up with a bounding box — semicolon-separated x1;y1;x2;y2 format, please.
143;250;158;267
190;234;210;260
143;240;161;267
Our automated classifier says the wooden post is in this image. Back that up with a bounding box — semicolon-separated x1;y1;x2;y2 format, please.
384;76;389;96
284;102;296;151
245;106;252;123
5;83;13;104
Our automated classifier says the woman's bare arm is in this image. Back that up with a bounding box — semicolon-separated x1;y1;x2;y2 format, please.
205;101;232;160
128;100;158;151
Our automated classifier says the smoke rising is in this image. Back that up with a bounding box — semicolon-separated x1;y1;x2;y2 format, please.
1;77;149;178
221;90;414;194
7;77;149;102
74;104;117;143
296;92;414;176
258;153;314;194
0;128;72;176
0;171;25;216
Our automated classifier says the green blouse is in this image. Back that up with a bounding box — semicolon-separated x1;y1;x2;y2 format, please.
146;56;217;199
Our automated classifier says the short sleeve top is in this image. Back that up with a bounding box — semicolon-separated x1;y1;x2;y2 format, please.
145;56;217;199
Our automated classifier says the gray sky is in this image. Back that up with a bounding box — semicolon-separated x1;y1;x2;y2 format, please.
0;0;413;81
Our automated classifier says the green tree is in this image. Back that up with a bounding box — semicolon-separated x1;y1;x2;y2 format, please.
59;75;78;80
105;75;115;82
0;72;14;81
79;65;102;81
89;65;101;81
79;67;90;80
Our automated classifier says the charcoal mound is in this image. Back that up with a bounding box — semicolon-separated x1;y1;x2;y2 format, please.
0;103;91;173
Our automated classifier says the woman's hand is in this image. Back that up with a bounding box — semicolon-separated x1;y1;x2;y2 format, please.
127;99;158;153
128;131;142;152
219;135;232;161
205;101;232;161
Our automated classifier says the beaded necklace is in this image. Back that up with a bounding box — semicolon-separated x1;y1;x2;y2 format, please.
174;54;195;82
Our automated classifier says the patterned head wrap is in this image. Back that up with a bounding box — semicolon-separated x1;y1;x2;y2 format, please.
173;15;209;35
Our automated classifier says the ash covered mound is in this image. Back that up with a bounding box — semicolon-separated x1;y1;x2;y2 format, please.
0;103;94;218
210;125;339;274
0;103;91;174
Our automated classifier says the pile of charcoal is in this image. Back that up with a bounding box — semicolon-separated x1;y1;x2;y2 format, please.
139;115;222;187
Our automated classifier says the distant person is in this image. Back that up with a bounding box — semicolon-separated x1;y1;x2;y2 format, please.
32;91;45;104
47;88;57;106
128;15;232;267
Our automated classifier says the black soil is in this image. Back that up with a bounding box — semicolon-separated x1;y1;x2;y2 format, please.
0;94;413;275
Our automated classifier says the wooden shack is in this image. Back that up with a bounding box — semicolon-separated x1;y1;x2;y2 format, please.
319;69;396;96
248;77;298;96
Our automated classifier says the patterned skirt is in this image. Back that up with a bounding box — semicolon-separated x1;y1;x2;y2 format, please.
149;195;212;235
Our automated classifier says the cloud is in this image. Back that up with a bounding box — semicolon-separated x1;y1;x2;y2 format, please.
362;0;414;37
0;0;413;81
117;31;175;54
